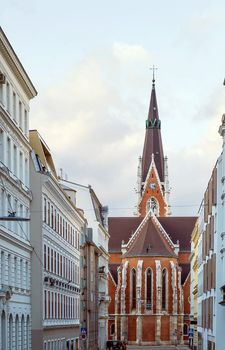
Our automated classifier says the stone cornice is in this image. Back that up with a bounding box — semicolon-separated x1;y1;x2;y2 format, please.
0;226;32;252
0;27;37;99
0;106;31;152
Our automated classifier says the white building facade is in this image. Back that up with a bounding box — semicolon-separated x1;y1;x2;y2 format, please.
60;180;110;350
0;27;37;349
214;114;225;350
30;131;85;350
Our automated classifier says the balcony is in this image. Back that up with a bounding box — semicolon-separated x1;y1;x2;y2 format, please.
43;318;79;328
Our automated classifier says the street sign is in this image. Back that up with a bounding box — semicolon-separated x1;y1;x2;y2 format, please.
81;327;87;334
188;329;194;338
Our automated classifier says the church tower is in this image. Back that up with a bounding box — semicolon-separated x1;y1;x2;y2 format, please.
137;74;170;217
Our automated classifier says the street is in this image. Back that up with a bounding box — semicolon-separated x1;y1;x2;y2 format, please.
127;346;190;350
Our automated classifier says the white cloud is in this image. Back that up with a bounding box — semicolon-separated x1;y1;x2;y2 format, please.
113;42;152;64
30;42;223;217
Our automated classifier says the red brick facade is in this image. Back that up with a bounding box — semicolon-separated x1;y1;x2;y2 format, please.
108;81;196;345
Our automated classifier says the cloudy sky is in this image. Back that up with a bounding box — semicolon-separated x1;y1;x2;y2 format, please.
2;1;225;216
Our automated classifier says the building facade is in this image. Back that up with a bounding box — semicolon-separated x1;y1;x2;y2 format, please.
197;165;217;350
0;27;37;349
30;131;85;350
190;219;199;349
60;180;110;350
108;78;196;345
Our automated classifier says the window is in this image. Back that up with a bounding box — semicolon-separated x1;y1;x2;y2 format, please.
15;315;19;349
51;205;53;228
14;198;18;234
110;323;115;336
44;245;46;270
57;213;59;233
44;198;47;222
1;252;5;285
47;247;50;272
146;268;153;310
13;92;16;120
8;254;11;286
21;315;25;349
9;314;13;349
26;315;30;349
1;311;6;350
13;145;17;176
24;109;28;136
47;202;50;225
6;82;10;112
131;269;136;310
146;197;159;215
183;323;188;336
54;251;56;273
0;129;3;163
162;268;167;311
19;101;22;128
48;291;50;318
25;158;28;186
51;249;53;273
7;137;11;170
0;80;3;104
54;209;56;230
25;261;29;290
44;290;47;319
19;152;23;182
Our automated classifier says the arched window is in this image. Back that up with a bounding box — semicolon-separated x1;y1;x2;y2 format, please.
131;269;136;310
9;314;13;349
1;310;6;350
146;197;159;216
15;314;19;349
146;268;153;310
110;323;115;336
21;315;25;349
26;315;30;350
162;268;167;311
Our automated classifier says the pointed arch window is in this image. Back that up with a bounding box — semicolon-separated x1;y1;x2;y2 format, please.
146;268;153;310
162;268;167;311
146;197;159;216
131;269;136;310
1;311;6;350
110;323;115;336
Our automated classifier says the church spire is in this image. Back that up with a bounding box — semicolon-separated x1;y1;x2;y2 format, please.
141;77;164;184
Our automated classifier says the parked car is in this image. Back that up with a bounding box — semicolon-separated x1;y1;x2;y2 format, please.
106;340;127;350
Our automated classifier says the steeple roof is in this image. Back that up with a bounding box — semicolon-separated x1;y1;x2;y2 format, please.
141;81;164;183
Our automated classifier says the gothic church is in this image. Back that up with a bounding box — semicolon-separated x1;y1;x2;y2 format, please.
108;77;196;346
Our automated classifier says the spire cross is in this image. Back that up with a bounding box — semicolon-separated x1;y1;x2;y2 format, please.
150;65;158;84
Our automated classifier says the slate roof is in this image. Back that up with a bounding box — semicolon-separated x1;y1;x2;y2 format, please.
108;217;142;252
180;263;190;284
109;264;120;284
142;83;164;183
108;216;197;254
159;217;197;252
124;215;176;258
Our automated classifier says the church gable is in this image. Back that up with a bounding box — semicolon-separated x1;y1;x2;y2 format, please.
123;211;176;258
